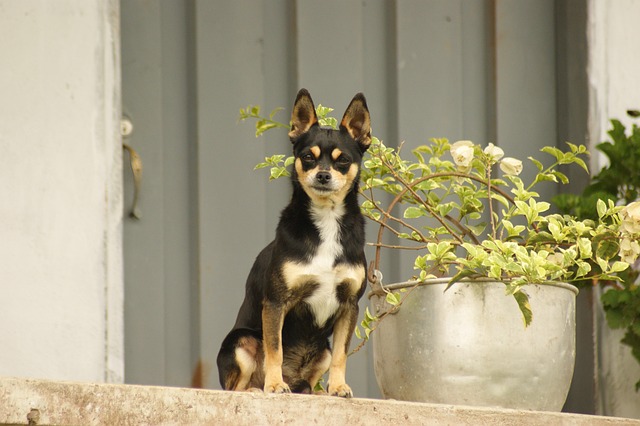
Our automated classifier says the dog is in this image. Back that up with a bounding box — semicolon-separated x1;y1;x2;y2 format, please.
216;89;371;398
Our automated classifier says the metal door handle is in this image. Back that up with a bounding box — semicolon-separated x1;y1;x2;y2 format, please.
121;116;142;220
123;142;143;220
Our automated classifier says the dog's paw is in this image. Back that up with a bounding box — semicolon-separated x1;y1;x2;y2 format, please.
328;383;353;398
264;381;291;394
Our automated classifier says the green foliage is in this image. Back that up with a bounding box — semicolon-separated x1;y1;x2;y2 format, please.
354;289;404;346
553;111;640;391
239;105;288;137
554;113;640;217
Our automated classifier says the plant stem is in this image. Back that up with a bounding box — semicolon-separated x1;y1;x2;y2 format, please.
486;159;498;240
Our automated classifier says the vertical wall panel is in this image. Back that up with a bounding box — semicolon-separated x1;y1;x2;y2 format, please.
461;2;492;142
295;0;365;107
194;0;271;388
159;0;196;387
494;0;557;202
122;0;201;388
260;0;298;232
121;1;167;385
396;1;464;146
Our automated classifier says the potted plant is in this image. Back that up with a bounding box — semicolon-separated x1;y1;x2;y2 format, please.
238;103;640;411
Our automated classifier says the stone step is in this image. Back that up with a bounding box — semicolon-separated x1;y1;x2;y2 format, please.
1;377;638;425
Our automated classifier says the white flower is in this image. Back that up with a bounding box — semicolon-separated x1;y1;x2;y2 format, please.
500;157;523;176
547;252;564;266
620;237;640;264
484;143;504;162
620;201;640;235
450;140;474;169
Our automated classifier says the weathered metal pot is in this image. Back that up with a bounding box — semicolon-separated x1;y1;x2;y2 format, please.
369;277;577;411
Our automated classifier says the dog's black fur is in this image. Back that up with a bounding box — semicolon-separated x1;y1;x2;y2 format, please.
216;89;371;397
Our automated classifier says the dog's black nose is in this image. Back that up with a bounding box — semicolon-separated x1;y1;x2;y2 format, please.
316;171;332;184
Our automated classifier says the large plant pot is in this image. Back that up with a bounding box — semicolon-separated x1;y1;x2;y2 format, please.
370;277;577;411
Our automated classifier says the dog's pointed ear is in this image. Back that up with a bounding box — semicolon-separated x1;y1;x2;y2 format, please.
289;89;318;141
341;93;371;152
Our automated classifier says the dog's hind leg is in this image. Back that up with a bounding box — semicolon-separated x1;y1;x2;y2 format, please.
232;336;259;391
217;331;262;391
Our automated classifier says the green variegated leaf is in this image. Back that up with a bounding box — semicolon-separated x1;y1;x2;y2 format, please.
513;289;533;327
609;261;630;273
596;238;620;260
597;199;607;219
404;206;426;219
385;292;402;306
444;270;475;291
575;261;591;278
528;156;544;171
270;167;289;180
541;146;564;161
364;306;376;322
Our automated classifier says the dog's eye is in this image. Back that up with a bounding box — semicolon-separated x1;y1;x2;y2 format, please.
302;154;315;163
336;155;350;165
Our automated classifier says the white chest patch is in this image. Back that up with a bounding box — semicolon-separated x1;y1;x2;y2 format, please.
310;203;344;266
281;203;364;327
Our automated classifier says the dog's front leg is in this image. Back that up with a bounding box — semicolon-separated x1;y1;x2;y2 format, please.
328;302;358;398
262;301;290;393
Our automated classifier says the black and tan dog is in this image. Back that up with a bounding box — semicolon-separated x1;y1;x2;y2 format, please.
216;89;371;397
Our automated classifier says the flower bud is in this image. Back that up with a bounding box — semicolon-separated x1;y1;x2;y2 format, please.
500;157;523;176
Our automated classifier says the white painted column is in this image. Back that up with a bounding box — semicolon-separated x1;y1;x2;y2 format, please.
0;0;123;383
588;0;640;418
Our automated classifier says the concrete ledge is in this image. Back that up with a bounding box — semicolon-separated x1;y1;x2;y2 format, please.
1;377;639;426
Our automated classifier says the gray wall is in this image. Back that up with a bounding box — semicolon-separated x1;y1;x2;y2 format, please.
121;0;591;410
0;0;123;383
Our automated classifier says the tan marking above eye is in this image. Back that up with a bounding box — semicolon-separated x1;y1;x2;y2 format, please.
346;163;358;181
331;148;343;161
310;146;321;159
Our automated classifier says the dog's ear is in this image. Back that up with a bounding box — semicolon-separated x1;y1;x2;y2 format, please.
289;88;318;141
340;93;371;152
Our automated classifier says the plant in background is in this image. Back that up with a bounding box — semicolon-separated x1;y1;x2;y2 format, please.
240;103;640;376
554;110;640;391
